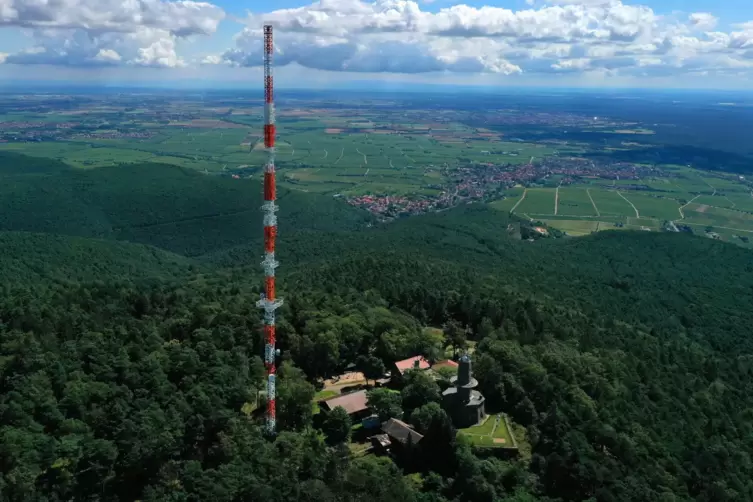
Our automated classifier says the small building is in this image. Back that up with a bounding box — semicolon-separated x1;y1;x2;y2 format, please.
442;354;486;428
395;355;431;374
320;390;371;420
391;355;431;384
432;359;459;371
371;433;392;453
382;418;424;448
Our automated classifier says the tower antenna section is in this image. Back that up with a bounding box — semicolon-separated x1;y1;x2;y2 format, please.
256;24;282;436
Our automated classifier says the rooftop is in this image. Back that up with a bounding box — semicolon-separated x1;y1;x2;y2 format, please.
432;359;459;369
394;355;431;375
320;390;369;415
382;418;424;445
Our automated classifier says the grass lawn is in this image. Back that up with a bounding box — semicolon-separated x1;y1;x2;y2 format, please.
312;389;339;414
315;389;338;400
459;414;514;448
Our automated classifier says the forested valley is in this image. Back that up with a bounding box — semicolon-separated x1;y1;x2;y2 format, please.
2;155;753;501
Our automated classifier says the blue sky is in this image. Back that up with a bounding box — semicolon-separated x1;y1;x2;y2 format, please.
1;0;753;89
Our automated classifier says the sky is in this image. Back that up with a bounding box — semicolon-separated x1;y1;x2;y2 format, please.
1;0;752;89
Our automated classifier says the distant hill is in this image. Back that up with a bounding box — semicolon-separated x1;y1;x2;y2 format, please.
0;151;70;175
0;231;198;284
0;158;374;256
2;153;752;356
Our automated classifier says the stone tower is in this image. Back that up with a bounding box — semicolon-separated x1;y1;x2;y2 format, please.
442;353;486;428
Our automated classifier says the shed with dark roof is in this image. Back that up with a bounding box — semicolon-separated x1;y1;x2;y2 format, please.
320;390;371;419
381;418;424;446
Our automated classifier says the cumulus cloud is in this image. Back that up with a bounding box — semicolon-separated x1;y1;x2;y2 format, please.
218;28;521;74
0;0;224;35
689;13;718;31
1;0;224;67
4;27;187;67
3;0;753;81
207;0;753;80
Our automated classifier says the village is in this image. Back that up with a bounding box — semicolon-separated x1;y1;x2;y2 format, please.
347;156;656;219
307;351;519;462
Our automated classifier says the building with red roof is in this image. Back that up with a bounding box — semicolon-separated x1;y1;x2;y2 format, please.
394;355;431;375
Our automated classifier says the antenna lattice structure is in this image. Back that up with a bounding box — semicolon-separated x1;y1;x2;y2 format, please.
256;24;282;435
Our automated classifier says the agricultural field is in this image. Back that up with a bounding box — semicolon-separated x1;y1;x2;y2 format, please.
588;189;637;217
557;188;598;217
3;91;753;248
516;188;556;216
0;97;556;198
489;187;525;212
497;169;753;248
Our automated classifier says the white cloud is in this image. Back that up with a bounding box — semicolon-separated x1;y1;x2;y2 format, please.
2;0;753;83
210;0;753;81
219;28;521;74
4;27;187;67
93;49;122;63
1;0;224;67
689;13;718;31
0;0;224;35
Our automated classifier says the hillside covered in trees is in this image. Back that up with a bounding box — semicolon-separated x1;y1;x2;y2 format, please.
2;155;753;501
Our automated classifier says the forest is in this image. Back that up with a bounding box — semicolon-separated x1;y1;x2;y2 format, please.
2;154;753;501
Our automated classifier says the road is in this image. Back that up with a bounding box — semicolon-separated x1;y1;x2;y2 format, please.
678;194;701;219
554;181;562;216
356;148;368;165
586;189;600;216
510;188;528;213
617;191;639;218
682;222;753;234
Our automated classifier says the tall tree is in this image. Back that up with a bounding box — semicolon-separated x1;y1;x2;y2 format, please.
322;406;352;446
277;361;316;431
367;388;403;421
401;370;441;413
357;354;386;386
443;320;468;358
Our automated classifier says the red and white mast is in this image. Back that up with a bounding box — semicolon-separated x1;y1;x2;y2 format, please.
257;24;282;435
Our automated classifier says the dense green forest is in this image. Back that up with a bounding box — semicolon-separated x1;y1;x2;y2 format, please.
2;154;753;501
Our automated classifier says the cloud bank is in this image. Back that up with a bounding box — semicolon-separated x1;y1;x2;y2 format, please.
1;0;752;82
1;0;224;67
208;0;753;79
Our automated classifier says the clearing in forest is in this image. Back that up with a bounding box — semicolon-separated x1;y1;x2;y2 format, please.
459;414;514;448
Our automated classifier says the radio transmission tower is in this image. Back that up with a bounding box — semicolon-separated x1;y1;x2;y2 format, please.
256;24;282;435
